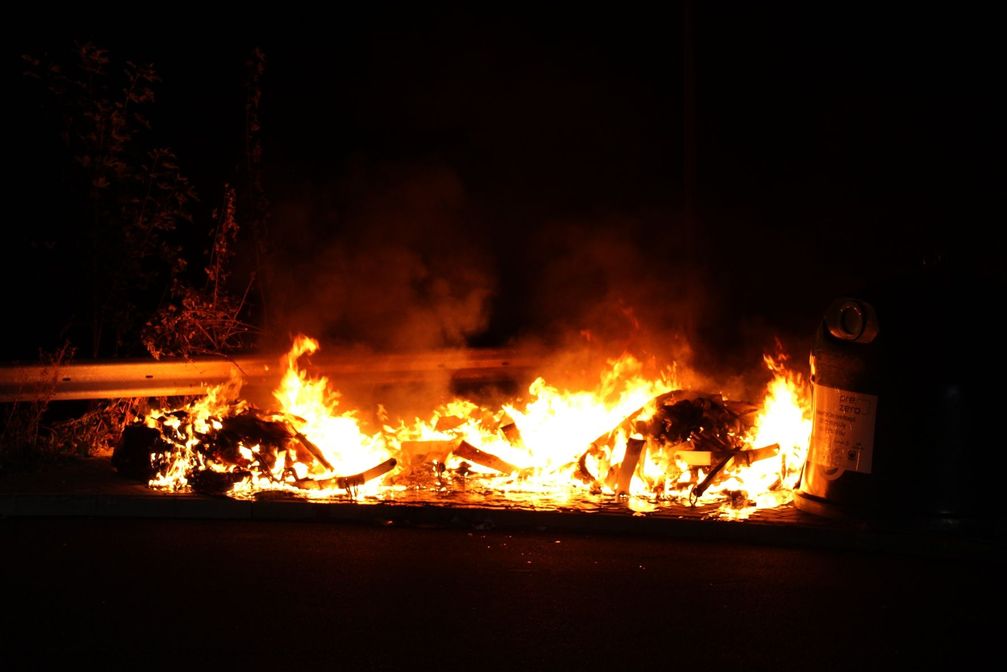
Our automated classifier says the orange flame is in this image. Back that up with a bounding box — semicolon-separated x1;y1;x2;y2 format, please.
272;335;390;476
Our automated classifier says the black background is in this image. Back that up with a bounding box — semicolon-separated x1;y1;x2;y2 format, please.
5;5;1003;375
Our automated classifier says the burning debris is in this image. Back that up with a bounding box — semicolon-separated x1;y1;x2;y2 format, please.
114;335;812;518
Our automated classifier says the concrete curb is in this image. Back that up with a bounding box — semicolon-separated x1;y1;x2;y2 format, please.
2;458;1002;556
2;489;1000;557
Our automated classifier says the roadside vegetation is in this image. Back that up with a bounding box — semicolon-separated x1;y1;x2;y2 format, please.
2;44;268;467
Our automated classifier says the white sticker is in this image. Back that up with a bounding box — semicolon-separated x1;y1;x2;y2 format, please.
808;383;877;474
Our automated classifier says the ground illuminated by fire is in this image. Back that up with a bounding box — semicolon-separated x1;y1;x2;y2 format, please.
143;336;812;519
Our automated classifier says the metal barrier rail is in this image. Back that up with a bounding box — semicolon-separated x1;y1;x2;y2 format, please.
0;349;540;402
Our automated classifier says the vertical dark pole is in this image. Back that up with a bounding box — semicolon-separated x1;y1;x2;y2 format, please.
680;0;703;345
683;0;697;229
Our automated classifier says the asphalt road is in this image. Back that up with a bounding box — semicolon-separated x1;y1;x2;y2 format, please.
0;518;997;669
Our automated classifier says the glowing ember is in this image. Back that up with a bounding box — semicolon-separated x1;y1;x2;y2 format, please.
143;335;812;518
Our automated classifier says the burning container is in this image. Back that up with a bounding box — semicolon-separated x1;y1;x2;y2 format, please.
795;266;1001;524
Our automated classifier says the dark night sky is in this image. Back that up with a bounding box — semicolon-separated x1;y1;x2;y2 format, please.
5;5;1003;371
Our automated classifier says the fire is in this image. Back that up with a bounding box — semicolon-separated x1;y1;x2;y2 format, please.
143;335;812;518
691;355;813;518
271;335;390;477
749;355;813;487
504;358;674;472
146;373;246;491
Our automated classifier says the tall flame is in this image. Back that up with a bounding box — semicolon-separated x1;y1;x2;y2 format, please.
749;355;813;487
272;335;389;476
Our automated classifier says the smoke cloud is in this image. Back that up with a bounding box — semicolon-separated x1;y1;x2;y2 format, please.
263;159;796;410
268;161;494;353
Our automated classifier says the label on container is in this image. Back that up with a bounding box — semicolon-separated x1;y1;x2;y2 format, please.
808;383;877;474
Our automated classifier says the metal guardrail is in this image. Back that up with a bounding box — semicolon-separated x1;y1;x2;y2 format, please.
0;349;541;402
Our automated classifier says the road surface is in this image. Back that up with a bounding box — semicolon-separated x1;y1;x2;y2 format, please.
0;517;997;668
